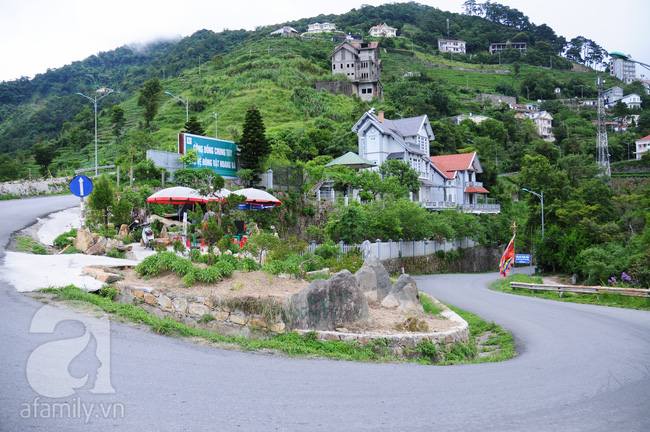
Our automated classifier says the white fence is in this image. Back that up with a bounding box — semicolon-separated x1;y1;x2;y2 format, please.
307;238;477;260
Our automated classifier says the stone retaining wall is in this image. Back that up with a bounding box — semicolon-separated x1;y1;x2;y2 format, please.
115;279;469;357
115;282;286;338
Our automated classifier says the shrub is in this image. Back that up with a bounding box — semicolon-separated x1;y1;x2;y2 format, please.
53;229;78;249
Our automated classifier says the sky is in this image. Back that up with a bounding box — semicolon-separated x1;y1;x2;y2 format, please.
0;0;649;83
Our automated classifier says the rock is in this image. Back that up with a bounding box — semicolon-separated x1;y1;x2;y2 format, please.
172;297;188;313
269;322;285;332
125;251;137;261
380;294;400;309
117;224;129;239
287;270;369;331
355;256;392;301
85;240;106;256
75;229;94;253
249;317;268;328
188;303;209;317
143;294;156;305
211;311;230;322
158;295;172;310
386;274;424;314
229;314;247;326
161;226;168;238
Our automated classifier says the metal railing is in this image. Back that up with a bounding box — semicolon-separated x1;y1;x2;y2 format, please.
510;282;650;298
308;238;477;260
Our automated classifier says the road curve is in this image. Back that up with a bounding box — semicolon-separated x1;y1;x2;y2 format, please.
1;196;649;431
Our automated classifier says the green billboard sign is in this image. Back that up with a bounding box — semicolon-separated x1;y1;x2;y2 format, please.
179;133;238;177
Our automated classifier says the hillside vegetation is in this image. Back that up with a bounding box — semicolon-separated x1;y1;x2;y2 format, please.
0;1;649;288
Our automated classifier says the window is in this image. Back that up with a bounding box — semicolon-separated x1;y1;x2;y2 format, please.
417;135;428;153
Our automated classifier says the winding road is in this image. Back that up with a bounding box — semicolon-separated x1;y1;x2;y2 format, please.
1;196;649;431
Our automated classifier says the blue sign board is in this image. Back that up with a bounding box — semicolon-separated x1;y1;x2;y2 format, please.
181;133;237;177
69;175;93;197
515;254;531;264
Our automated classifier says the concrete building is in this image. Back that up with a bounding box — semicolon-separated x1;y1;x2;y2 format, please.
609;57;636;84
635;135;650;159
489;41;526;54
438;39;466;54
331;41;383;101
307;22;337;33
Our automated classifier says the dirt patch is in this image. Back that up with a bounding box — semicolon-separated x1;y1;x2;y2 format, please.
119;267;454;334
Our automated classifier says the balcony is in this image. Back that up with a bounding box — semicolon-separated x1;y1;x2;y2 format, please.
465;181;483;188
423;201;501;214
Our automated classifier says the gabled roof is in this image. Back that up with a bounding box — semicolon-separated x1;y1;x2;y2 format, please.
352;111;434;155
430;153;482;180
636;134;650;143
331;41;359;58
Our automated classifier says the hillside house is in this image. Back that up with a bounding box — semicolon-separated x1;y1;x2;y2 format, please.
527;110;554;141
270;26;298;37
369;23;397;37
350;109;500;214
635;135;650;159
451;113;490;125
429;153;499;213
489;41;526;54
438;39;466;54
608;93;642;110
603;86;624;104
308;22;337;33
331;41;383;101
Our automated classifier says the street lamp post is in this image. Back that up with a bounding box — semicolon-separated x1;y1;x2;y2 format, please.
77;89;114;176
522;188;544;238
624;142;630;161
525;86;530;100
164;91;189;123
212;112;218;138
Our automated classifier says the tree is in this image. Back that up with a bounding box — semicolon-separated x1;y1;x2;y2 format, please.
379;159;420;195
137;77;163;127
110;105;126;138
612;101;630;119
183;115;205;136
238;106;270;177
88;175;114;228
32;143;57;176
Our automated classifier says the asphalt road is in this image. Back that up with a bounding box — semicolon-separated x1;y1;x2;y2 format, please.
1;196;649;431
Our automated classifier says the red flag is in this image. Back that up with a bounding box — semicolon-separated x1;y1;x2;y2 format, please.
499;223;516;278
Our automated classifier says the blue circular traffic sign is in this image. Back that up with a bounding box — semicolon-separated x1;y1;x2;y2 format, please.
69;175;93;197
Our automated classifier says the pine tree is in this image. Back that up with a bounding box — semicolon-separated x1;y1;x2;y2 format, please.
183;115;206;136
238;107;269;175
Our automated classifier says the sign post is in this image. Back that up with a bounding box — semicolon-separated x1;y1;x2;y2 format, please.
69;175;93;229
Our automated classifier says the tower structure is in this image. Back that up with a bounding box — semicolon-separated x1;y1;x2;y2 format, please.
596;75;611;177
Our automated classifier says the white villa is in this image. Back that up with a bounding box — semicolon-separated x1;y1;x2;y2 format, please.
438;39;466;54
350;109;500;214
307;22;337;33
635;135;650;159
369;23;397;37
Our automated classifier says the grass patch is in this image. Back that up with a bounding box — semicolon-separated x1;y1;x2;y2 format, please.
420;292;444;316
490;274;650;311
0;193;21;200
15;236;49;255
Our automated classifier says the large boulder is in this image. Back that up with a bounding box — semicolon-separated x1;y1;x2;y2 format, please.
354;256;392;302
287;270;369;331
380;274;424;313
74;228;94;253
85;239;106;256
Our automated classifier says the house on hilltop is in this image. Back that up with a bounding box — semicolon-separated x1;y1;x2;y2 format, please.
489;41;526;54
307;22;337;33
331;41;383;101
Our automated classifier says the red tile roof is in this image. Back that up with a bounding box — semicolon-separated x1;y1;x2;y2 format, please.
465;187;490;194
637;134;650;142
430;153;476;179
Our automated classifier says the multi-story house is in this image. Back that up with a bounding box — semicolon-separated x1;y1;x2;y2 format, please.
369;23;397;38
609;57;636;84
608;93;642;110
635;135;650;159
331;41;383;101
527;110;554;141
603;86;624;105
438;39;466;54
307;22;337;33
350;109;500;214
428;153;499;213
489;41;527;54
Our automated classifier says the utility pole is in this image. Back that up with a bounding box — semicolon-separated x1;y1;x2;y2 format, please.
596;75;611;177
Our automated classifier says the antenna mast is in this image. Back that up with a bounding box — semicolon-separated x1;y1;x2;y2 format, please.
596;75;611;177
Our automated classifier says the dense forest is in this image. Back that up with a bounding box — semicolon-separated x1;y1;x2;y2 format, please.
0;1;648;287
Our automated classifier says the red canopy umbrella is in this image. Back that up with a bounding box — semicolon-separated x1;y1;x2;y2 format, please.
234;188;282;209
146;186;210;205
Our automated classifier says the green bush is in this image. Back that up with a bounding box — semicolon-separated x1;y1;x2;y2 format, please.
53;229;78;249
